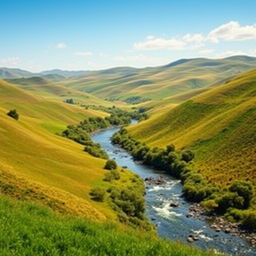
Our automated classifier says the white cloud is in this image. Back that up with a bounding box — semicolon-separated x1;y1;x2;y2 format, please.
134;21;256;51
74;51;92;56
208;21;256;43
134;36;186;50
0;57;20;67
56;42;67;49
183;33;205;43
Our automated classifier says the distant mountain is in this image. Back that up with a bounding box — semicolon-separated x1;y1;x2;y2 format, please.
0;67;33;79
0;68;87;80
39;69;87;78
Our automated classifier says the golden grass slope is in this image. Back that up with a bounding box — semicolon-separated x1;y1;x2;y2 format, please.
0;79;115;220
6;76;111;106
129;69;256;188
61;56;256;102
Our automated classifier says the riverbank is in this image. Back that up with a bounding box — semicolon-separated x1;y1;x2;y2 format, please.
145;176;256;247
92;126;256;255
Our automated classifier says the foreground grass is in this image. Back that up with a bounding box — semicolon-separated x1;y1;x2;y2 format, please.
0;195;220;256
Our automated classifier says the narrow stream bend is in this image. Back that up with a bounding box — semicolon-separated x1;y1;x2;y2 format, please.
92;126;256;256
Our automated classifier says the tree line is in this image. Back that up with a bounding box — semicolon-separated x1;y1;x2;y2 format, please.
111;128;255;231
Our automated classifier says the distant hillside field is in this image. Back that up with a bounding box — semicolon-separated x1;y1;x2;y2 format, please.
128;69;256;190
60;56;256;103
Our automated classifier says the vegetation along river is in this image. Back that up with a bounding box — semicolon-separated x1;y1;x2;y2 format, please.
92;125;256;256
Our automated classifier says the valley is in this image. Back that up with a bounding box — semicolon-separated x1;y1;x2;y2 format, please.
0;56;256;256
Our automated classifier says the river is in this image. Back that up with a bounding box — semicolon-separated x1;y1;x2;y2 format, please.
92;125;256;256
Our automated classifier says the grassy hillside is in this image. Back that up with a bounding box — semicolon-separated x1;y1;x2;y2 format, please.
0;195;218;256
128;69;256;190
61;56;256;102
0;79;120;219
6;76;111;106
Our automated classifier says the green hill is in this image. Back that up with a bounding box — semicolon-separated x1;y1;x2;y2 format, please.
61;56;256;103
128;69;256;190
0;79;118;220
6;76;111;106
0;194;217;256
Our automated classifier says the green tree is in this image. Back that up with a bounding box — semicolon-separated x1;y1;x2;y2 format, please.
181;150;194;162
90;188;106;201
104;159;117;170
229;180;254;209
7;109;19;120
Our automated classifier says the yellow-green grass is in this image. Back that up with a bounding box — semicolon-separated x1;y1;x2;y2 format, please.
128;70;256;198
0;194;219;256
6;76;112;107
61;56;256;102
0;80;121;220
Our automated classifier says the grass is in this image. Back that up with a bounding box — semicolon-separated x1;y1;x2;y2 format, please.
0;79;121;220
128;69;256;205
0;194;220;256
61;56;256;103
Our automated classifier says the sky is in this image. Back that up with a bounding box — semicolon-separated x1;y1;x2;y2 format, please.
1;0;256;72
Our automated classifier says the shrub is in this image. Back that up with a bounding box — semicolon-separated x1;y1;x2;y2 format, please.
216;192;244;213
7;109;19;120
104;159;117;170
104;170;120;182
241;211;256;231
181;150;194;162
201;199;218;212
90;188;106;202
229;180;254;209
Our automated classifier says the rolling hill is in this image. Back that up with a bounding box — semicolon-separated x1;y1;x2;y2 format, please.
60;56;256;103
0;79;119;220
128;69;256;189
5;76;111;106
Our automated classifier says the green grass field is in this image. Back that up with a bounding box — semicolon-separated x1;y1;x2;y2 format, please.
0;194;220;256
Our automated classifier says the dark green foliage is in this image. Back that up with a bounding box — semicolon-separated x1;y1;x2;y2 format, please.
7;109;19;120
84;144;108;159
216;192;244;213
90;187;106;201
229;180;254;209
112;128;256;231
241;211;256;231
104;159;117;170
62;117;109;159
109;187;145;220
65;98;75;104
111;130;187;178
104;169;120;181
181;150;195;162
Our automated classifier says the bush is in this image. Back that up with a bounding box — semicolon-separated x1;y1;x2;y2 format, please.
181;150;194;162
241;211;256;231
104;170;120;182
90;188;106;202
229;180;254;209
104;159;117;170
216;192;244;213
7;109;19;120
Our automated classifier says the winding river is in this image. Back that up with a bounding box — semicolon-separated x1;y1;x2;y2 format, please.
92;125;256;256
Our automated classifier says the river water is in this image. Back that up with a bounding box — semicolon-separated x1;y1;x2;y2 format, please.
92;126;256;256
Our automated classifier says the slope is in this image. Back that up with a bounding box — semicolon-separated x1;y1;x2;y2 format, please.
61;56;256;102
0;79;115;219
128;69;256;187
6;76;110;106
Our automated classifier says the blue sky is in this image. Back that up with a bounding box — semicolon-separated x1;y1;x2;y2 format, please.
1;0;256;71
